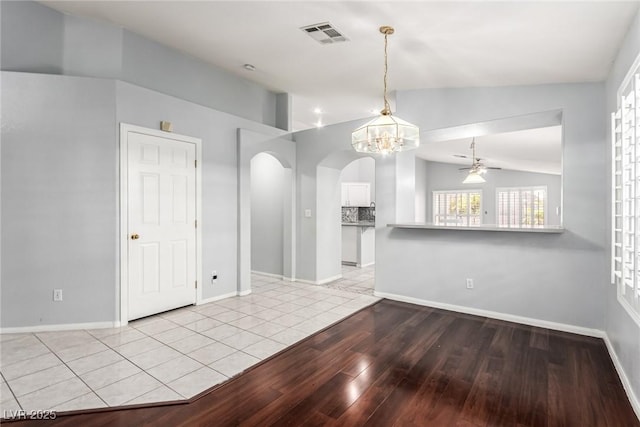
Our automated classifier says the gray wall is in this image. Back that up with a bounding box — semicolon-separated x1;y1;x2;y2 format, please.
294;82;607;329
0;72;285;328
0;0;279;128
293;120;376;282
339;157;376;204
0;1;64;74
417;159;562;226
1;72;117;326
374;83;606;331
251;153;285;276
415;157;427;222
605;8;640;413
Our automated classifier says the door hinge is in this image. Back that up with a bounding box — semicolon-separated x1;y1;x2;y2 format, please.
195;159;197;168
195;280;197;289
195;220;197;228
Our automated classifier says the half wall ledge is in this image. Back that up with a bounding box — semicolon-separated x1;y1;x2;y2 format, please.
387;223;565;233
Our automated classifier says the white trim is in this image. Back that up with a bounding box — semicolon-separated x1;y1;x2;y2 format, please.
119;123;203;325
238;289;252;296
0;321;121;334
359;261;375;268
617;50;640;100
603;334;640;420
295;274;342;286
618;294;640;327
374;291;604;338
251;271;297;282
196;291;237;306
251;270;283;280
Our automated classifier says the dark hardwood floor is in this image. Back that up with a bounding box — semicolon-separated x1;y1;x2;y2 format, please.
6;300;639;426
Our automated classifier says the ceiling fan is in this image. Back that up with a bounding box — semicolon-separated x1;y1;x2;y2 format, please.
458;138;501;184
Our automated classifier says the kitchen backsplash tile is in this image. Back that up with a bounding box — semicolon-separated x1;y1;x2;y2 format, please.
341;207;375;223
359;207;375;222
342;207;358;223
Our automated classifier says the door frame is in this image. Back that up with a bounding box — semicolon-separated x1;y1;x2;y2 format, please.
119;123;203;326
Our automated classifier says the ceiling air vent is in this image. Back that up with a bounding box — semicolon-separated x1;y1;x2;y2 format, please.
301;22;348;45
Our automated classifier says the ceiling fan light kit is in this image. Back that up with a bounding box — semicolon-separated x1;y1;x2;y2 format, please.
352;26;420;155
462;169;487;184
462;138;492;184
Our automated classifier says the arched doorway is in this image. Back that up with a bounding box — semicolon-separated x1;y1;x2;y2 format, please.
237;129;295;295
315;150;376;294
250;152;286;278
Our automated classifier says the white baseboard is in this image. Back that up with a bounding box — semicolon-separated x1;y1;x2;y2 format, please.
252;270;342;286
374;291;605;338
296;274;342;286
603;334;640;420
0;321;120;334
251;270;283;280
359;261;375;268
197;291;237;305
238;289;252;296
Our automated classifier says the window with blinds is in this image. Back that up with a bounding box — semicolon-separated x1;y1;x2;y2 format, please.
496;187;546;228
432;190;482;226
611;56;640;325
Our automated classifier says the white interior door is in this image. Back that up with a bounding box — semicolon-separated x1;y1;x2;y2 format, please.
127;131;197;320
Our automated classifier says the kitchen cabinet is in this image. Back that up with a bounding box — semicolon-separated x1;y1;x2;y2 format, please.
341;226;358;264
341;224;375;267
341;182;371;207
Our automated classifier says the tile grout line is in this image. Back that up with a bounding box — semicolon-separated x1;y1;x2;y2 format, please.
1;270;377;412
31;333;110;410
117;323;231;401
0;370;23;412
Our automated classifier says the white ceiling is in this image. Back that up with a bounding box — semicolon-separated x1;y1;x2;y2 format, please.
42;1;639;131
415;125;563;175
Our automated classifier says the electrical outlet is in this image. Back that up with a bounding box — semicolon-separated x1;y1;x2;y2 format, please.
53;289;63;301
466;279;474;289
211;271;218;284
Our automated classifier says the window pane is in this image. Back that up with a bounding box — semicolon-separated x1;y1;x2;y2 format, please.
497;187;546;229
432;190;482;227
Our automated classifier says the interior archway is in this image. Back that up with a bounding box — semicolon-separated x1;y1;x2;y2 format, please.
250;152;286;279
315;150;376;293
237;129;296;296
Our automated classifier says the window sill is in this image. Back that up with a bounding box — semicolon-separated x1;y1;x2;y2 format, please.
387;223;565;233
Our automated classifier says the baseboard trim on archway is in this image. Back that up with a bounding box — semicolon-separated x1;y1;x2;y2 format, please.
295;274;342;286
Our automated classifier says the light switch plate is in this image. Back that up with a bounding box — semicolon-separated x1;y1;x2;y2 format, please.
304;209;312;218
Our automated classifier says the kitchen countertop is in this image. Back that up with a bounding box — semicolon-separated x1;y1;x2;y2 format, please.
342;222;375;227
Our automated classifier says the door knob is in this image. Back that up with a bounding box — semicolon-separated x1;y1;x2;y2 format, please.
131;234;140;240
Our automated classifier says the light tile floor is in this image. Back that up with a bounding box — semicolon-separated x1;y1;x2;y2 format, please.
0;270;378;415
323;264;375;295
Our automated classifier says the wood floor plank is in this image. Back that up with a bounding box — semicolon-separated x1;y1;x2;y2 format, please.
4;300;638;427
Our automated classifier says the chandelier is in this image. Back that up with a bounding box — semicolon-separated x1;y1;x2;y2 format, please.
352;26;420;155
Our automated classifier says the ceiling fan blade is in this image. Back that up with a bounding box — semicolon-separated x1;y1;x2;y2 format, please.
458;167;471;170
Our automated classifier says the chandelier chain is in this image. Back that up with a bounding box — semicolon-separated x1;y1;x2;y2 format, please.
383;32;390;114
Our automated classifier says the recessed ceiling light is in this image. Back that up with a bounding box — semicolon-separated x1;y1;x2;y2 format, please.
313;107;322;114
315;120;324;128
243;63;256;71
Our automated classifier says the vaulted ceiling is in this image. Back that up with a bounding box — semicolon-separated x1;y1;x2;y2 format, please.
43;1;640;131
